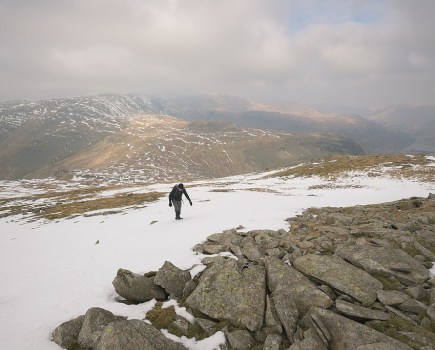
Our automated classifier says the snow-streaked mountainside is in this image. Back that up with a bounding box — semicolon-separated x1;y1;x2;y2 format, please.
0;94;365;181
0;154;434;350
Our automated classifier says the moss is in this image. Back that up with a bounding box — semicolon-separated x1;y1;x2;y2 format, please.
145;302;177;330
367;316;435;349
372;274;403;290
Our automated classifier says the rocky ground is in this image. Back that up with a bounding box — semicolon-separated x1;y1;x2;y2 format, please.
52;194;435;350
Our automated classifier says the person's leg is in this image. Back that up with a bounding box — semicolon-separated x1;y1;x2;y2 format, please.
173;200;182;219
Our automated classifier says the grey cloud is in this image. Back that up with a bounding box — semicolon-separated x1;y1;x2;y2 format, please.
0;0;434;107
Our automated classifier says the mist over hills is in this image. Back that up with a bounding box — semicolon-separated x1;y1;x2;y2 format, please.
165;95;417;154
0;93;432;182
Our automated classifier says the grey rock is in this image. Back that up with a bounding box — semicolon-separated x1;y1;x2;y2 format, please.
181;279;198;300
240;237;265;263
185;257;266;332
356;343;403;350
112;268;167;303
397;331;435;349
272;293;299;343
207;231;243;249
427;304;435;320
404;285;426;301
377;290;410;306
384;306;418;325
288;328;327;350
398;298;428;315
335;299;390;321
227;329;256;349
421;317;432;328
171;316;191;335
195;318;218;336
263;334;282;350
202;242;227;254
265;247;285;258
154;261;191;299
293;254;383;306
52;315;85;350
265;295;283;334
265;256;333;315
335;244;429;286
96;319;187;350
254;231;280;249
78;308;125;349
305;307;413;350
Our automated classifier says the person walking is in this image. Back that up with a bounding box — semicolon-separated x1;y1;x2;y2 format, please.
169;183;192;220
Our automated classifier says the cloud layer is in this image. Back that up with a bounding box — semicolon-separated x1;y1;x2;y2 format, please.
1;0;434;107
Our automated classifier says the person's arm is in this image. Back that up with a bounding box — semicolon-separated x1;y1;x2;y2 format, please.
183;189;192;205
169;187;175;206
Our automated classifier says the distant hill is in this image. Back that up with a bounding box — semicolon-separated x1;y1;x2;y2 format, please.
166;95;415;153
366;104;435;153
0;94;364;181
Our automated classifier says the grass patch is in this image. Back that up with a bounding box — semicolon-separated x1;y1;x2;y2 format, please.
271;154;433;180
209;189;234;192
40;191;164;220
146;302;177;330
367;316;435;349
145;302;209;340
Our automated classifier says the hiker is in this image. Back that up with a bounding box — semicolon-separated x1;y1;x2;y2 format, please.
169;183;192;220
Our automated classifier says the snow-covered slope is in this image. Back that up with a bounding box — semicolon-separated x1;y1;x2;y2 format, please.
0;155;434;350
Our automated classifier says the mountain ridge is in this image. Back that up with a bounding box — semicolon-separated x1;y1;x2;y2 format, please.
0;94;365;182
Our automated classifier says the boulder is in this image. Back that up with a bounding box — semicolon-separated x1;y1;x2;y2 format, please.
427;304;435;321
398;299;428;315
335;244;429;286
52;315;85;350
96;319;187;350
78;308;126;349
293;254;383;306
154;261;191;299
239;237;265;263
288;328;327;350
264;295;283;334
112;268;167;303
265;256;333;314
304;307;413;350
272;293;298;343
377;290;410;306
185;257;266;332
206;231;243;249
263;334;283;350
335;299;390;321
227;329;256;349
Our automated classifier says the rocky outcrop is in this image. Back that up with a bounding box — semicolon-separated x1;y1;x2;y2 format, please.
185;257;266;332
293;254;383;306
112;268;167;303
52;315;85;350
154;261;191;299
96;319;187;350
265;256;333;314
78;308;126;349
53;195;435;350
303;307;413;350
335;245;429;286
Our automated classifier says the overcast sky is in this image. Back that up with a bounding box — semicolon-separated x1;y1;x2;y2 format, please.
0;0;434;107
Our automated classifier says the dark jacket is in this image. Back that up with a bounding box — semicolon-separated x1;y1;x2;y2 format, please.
169;185;191;203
